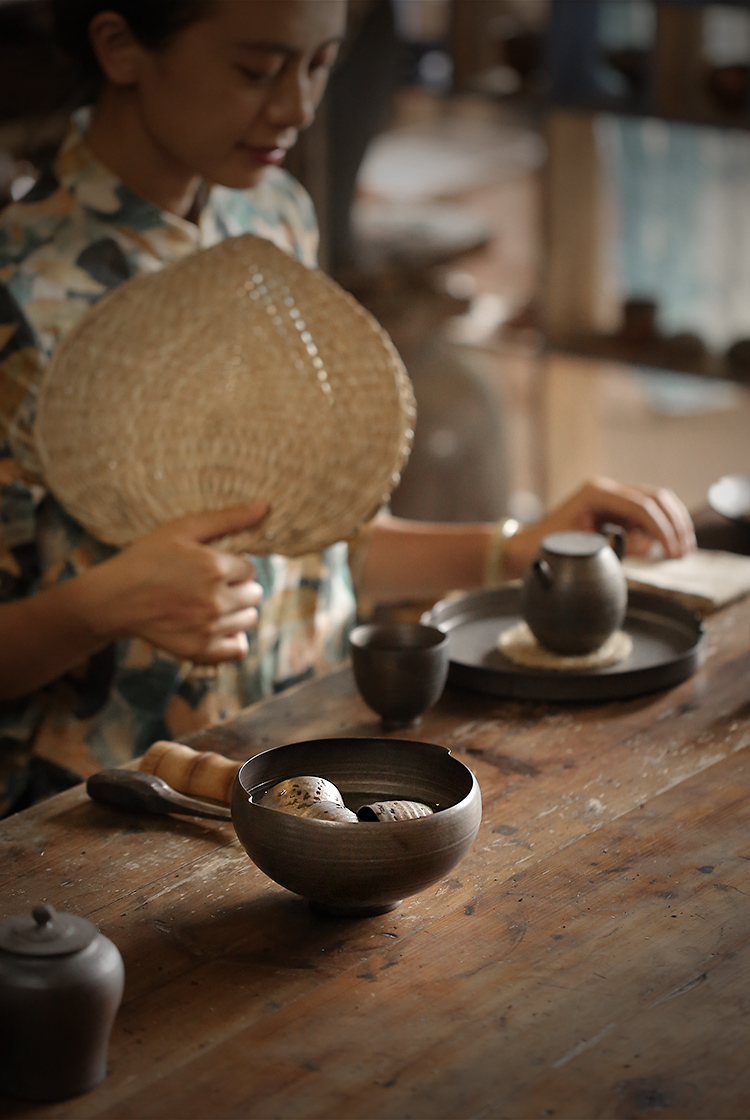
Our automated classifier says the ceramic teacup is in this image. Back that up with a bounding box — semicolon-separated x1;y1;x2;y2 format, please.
349;621;449;728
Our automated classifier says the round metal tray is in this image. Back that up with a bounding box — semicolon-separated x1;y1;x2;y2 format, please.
424;586;705;703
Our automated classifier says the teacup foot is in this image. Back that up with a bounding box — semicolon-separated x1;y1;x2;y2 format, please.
380;715;422;732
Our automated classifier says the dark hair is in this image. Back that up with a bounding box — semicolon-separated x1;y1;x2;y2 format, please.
52;0;210;83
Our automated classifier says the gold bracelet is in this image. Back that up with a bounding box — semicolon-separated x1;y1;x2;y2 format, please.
484;517;520;588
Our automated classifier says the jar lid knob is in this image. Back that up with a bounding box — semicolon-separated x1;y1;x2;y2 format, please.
32;905;55;928
0;906;96;956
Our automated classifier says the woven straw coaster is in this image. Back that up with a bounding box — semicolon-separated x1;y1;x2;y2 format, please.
498;621;633;671
34;234;415;556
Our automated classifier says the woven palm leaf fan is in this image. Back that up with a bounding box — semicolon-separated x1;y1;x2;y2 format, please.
34;233;415;556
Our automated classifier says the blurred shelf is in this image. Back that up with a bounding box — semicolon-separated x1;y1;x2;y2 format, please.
542;0;750;390
548;0;750;132
547;333;750;387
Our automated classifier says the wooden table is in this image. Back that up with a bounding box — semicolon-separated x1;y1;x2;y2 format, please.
2;596;750;1119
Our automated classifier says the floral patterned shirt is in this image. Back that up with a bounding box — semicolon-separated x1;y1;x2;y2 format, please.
0;112;357;814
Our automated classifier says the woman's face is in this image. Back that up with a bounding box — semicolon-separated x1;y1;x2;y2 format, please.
117;0;346;187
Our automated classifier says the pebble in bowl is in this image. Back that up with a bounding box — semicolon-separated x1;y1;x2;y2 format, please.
231;738;482;917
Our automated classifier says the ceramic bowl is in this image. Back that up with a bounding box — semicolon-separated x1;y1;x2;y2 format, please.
231;738;481;917
349;622;449;727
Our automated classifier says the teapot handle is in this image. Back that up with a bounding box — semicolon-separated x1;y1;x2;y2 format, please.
532;557;554;588
601;523;626;561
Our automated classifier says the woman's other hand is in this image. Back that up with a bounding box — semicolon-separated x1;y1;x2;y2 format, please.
88;502;269;663
504;477;695;578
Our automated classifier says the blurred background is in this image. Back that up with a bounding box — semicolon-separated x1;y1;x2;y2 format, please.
2;0;750;543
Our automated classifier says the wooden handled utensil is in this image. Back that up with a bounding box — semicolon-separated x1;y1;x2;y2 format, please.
139;740;241;803
86;770;232;821
86;740;243;820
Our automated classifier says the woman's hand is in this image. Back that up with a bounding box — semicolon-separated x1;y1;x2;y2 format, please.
0;502;270;701
85;502;269;664
504;477;695;578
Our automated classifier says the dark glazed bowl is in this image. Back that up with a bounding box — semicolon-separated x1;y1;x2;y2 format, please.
349;622;449;727
231;738;481;917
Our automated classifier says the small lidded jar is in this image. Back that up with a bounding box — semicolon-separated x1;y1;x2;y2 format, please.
0;904;125;1101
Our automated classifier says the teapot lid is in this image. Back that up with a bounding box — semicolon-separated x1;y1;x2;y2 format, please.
0;905;97;957
541;530;607;557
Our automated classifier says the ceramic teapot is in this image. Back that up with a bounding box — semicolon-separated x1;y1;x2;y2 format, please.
0;904;124;1101
521;528;628;655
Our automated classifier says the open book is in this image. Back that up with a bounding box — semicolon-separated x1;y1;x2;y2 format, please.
622;550;750;615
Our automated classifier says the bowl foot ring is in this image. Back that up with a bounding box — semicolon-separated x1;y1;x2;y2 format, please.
309;900;401;919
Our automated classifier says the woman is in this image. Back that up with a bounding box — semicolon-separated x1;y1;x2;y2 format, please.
0;0;694;813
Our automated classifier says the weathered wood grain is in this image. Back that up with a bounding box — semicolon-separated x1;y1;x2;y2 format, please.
13;746;748;1120
0;596;749;1118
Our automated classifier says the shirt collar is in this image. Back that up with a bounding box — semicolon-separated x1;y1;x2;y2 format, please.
53;109;216;258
